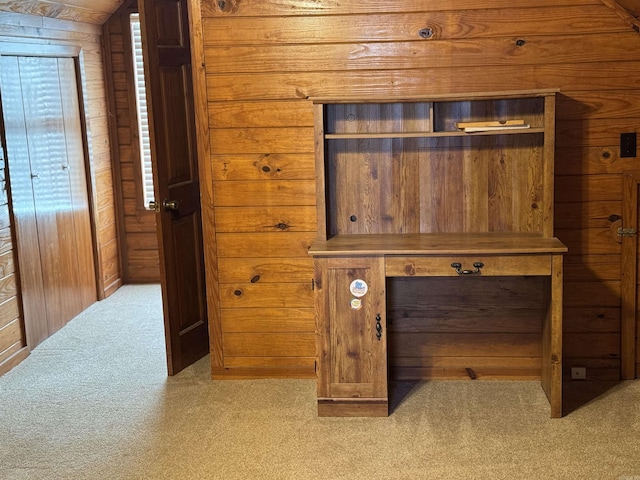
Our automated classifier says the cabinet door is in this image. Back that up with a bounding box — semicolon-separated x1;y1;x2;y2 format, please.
315;256;387;414
1;55;96;347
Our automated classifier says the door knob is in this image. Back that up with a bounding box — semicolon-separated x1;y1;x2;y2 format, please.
162;199;179;211
149;199;179;212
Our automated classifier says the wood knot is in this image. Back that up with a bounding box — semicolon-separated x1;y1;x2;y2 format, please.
216;0;238;13
404;264;416;276
250;275;261;283
275;222;289;230
233;289;243;297
418;28;434;39
516;39;526;46
601;149;615;162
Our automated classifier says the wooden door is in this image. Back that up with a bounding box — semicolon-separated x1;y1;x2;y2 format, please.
315;256;388;416
139;0;209;374
0;55;97;347
621;171;640;379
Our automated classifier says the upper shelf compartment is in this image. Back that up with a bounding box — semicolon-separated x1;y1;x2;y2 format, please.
433;96;544;135
312;90;558;241
319;90;554;139
325;102;433;138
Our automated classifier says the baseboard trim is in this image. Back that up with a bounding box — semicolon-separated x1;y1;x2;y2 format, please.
0;346;30;376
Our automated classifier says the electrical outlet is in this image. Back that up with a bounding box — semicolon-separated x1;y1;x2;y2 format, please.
570;366;587;380
620;132;637;158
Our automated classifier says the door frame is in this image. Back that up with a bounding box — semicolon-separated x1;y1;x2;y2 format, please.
186;0;222;371
621;170;640;379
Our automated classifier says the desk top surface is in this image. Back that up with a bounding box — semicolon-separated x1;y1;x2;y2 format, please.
309;233;568;256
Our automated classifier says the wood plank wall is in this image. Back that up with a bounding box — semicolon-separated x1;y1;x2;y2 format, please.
201;0;640;381
0;13;121;297
103;1;160;283
0;163;28;375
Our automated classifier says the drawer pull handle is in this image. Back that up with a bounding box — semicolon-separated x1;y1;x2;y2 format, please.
451;262;484;275
375;314;382;341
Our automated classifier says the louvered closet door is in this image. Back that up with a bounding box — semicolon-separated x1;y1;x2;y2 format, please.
0;55;96;347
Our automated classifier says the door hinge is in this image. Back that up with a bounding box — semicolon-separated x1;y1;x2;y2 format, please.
618;227;637;237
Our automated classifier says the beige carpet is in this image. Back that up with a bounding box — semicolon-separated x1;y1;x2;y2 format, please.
0;284;639;480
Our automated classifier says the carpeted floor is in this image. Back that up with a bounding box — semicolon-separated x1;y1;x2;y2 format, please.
0;284;639;480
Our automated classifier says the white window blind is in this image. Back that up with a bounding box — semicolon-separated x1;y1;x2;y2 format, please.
130;13;154;209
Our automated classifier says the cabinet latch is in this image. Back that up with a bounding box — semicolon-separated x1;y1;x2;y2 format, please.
618;227;637;237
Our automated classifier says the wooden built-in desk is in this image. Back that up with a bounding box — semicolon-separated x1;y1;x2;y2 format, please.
310;91;566;418
310;233;566;418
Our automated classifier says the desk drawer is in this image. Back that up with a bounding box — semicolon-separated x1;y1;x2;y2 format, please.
385;255;552;277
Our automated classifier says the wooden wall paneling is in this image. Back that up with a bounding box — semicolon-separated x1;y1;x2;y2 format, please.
217;257;313;284
207;34;640;74
211;127;314;154
557;118;640;148
557;91;640;120
555;201;622;229
564;306;620;332
213;180;316;207
216;232;314;258
0;114;28;375
204;0;603;17
212;153;316;181
215;206;317;233
555;175;621;203
211;105;317;376
206;61;640;102
203;5;626;45
201;0;640;380
563;254;621;282
209;100;313;128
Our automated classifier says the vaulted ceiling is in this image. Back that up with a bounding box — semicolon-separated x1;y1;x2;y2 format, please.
617;0;640;15
0;0;638;29
0;0;125;25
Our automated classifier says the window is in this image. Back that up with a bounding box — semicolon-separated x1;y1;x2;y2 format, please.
130;13;154;209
